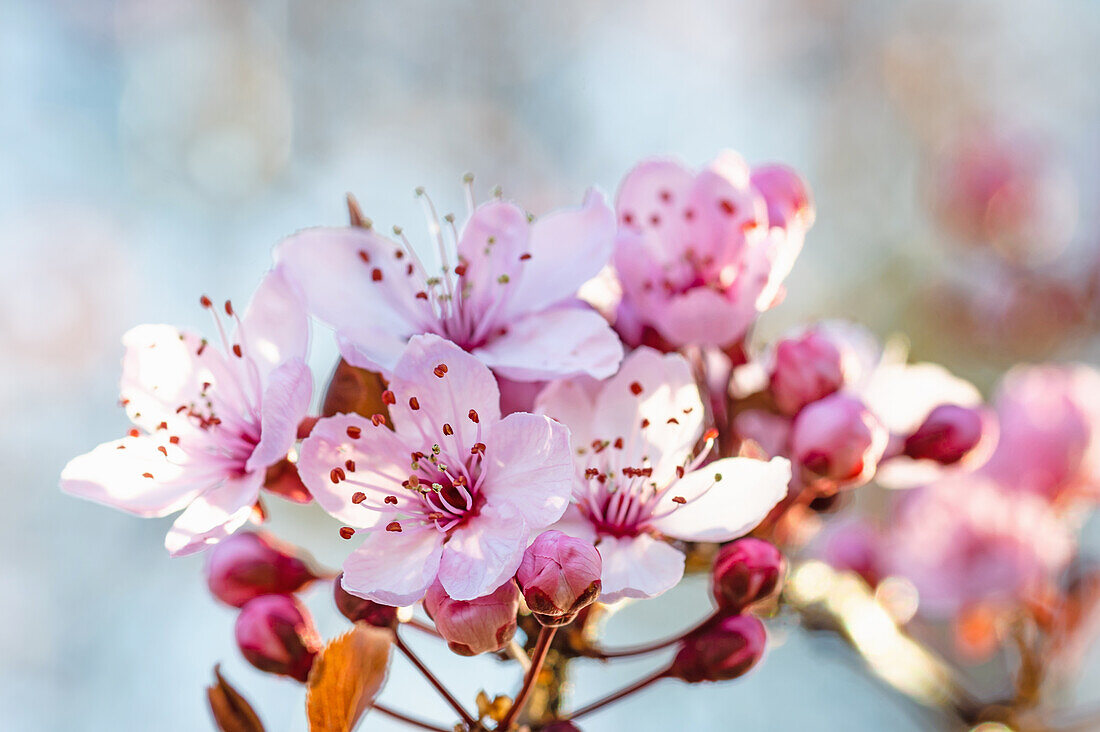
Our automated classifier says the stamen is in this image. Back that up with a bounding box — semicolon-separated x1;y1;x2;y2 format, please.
347;425;362;439
339;527;355;539
468;409;479;423
382;390;396;405
630;381;643;395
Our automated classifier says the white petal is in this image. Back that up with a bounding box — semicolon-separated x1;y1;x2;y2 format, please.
437;504;528;601
597;534;685;601
164;472;263;556
479;412;574;529
342;526;444;606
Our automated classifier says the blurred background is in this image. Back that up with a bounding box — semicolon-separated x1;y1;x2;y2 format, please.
3;1;1099;729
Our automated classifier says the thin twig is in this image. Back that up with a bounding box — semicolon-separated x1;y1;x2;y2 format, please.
584;612;716;659
394;632;478;727
372;702;452;732
564;669;668;721
404;617;443;638
499;626;557;730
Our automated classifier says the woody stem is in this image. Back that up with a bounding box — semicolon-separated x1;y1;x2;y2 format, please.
394;632;478;727
498;625;557;730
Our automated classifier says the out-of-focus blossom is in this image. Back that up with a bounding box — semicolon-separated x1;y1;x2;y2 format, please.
711;538;785;612
235;594;321;682
667;614;767;683
275;189;623;383
769;331;845;416
884;475;1074;617
981;364;1100;503
61;271;312;555
333;572;399;629
790;394;888;492
930;131;1077;264
299;335;573;605
205;531;320;607
537;348;790;601
516;530;602;625
902;404;990;466
810;516;884;587
423;579;520;656
609;152;813;350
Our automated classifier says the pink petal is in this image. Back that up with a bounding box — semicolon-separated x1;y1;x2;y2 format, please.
534;375;603;457
507;189;615;317
652;287;755;348
437;504;528;601
548;504;599;543
592;348;703;484
750;163;815;232
237;269;310;381
479;412;573;529
862;362;983;434
456;201;530;320
298;413;412;527
245;359;313;473
164;472;263;556
615;158;696;243
472;306;623;382
649;457;791;542
596;534;685;601
61;435;203;517
342;525;445;606
274;227;423;372
387;334;501;449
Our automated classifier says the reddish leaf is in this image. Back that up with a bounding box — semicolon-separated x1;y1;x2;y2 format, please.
306;625;392;732
207;664;265;732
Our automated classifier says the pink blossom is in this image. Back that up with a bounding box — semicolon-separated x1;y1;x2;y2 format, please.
789;394;888;491
981;364;1100;502
274;189;623;382
884;475;1074;617
536;348;790;601
610;151;813;349
60;271;312;556
298;335;574;605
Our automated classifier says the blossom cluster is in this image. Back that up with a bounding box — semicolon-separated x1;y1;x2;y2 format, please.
60;150;1095;730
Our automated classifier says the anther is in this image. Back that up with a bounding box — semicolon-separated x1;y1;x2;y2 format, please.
442;423;454;436
704;428;719;441
384;495;399;505
128;428;140;438
676;466;686;479
471;443;486;455
408;474;420;488
667;417;680;424
232;344;243;358
381;390;396;405
224;300;234;316
714;473;723;481
157;446;168;456
431;444;441;455
339;527;355;539
351;492;367;504
358;250;371;263
433;363;448;378
371;268;383;282
330;467;346;483
630;381;643;395
200;295;213;308
371;414;387;427
672;496;687;504
497;274;510;284
142;472;154;479
169;436;180;444
641;418;650;428
345;459;356;472
468;409;479;423
614;437;624;449
454;264;467;276
346;425;362;439
519;253;532;261
386;522;403;532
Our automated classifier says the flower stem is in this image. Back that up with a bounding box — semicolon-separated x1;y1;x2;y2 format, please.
564;668;669;722
394;632;478;728
498;625;557;730
404;617;442;638
585;611;716;659
372;702;452;732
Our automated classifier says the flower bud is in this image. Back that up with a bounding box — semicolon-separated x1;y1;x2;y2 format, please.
769;332;845;415
668;614;767;683
235;594;321;682
333;572;398;629
516;531;602;626
712;539;785;612
205;531;320;608
790;394;887;490
423;579;519;656
903;404;985;465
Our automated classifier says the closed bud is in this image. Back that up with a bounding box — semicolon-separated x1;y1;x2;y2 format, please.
423;579;519;656
790;394;887;490
516;531;602;626
205;531;320;608
668;614;767;683
333;572;398;629
234;594;321;682
903;404;986;465
769;332;844;415
712;539;785;612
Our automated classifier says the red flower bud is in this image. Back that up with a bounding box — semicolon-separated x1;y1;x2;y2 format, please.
769;332;844;416
205;531;320;608
516;531;602;626
668;614;767;683
234;594;321;682
333;572;398;629
790;394;887;490
423;579;519;656
903;404;986;465
712;538;785;612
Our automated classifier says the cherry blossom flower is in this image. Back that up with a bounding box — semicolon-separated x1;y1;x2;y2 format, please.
274;188;623;383
536;348;790;601
60;271;312;556
609;151;814;350
298;334;574;605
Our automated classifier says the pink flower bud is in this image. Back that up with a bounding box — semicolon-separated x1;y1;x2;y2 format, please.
516;531;602;626
903;404;986;465
750;164;815;231
333;572;398;629
205;531;320;608
235;594;321;682
769;333;845;415
790;394;887;490
668;614;767;683
712;539;785;612
423;579;519;656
